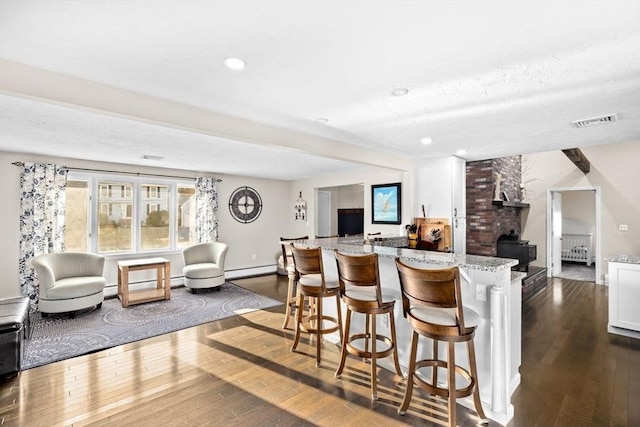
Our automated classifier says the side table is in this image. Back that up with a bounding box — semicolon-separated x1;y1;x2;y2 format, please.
117;257;171;308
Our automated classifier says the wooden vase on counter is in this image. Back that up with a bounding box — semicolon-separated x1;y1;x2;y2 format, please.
408;232;418;248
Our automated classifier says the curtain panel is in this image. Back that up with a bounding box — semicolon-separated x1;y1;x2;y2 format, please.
19;162;68;308
195;177;219;243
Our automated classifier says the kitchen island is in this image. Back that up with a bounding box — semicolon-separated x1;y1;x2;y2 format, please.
304;236;522;425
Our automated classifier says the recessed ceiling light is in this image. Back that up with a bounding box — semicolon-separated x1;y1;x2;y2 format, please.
391;88;409;97
316;117;329;123
223;57;246;70
420;137;433;145
456;149;466;156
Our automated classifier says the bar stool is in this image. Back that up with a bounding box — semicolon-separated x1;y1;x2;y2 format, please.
279;236;308;329
290;245;343;367
395;258;487;426
333;250;403;400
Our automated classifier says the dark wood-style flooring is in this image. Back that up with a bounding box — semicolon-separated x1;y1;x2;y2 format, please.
1;274;638;426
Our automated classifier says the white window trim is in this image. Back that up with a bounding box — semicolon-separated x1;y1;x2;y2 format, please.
68;172;195;257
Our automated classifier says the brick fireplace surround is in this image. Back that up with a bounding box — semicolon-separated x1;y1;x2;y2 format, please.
466;156;523;257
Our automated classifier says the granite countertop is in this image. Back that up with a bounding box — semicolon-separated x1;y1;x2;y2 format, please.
308;236;517;272
605;254;640;264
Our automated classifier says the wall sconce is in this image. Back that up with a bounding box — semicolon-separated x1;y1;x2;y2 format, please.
295;191;306;222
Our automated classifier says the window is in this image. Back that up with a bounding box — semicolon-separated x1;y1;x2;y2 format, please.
146;203;159;215
177;185;196;248
147;186;159;199
141;184;169;251
67;174;196;254
98;180;133;252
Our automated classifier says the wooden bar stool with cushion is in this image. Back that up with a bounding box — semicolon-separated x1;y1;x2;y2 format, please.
395;258;488;426
279;236;308;329
334;250;403;400
290;245;342;367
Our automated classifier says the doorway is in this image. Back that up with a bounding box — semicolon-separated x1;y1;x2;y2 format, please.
316;184;364;237
547;187;601;284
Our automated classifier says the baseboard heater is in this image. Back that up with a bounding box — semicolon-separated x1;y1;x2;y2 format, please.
103;264;278;298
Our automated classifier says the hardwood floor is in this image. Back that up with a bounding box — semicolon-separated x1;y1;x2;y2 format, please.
511;277;639;426
1;274;638;426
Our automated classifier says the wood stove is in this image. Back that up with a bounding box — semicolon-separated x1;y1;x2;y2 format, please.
496;231;537;271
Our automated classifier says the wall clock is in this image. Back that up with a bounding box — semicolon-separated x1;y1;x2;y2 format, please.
229;186;263;223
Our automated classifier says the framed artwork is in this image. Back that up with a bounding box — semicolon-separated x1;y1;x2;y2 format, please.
371;182;401;224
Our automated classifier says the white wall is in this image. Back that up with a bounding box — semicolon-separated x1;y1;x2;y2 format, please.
337;184;364;209
521;140;640;282
290;167;413;238
0;150;292;298
562;190;596;229
1;151;416;300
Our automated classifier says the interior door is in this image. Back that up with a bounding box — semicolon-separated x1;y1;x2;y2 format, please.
551;191;563;276
317;190;331;236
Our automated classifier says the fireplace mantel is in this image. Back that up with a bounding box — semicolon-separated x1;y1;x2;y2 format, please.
492;200;530;209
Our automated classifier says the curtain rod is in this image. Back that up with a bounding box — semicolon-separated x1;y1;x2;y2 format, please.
11;161;222;182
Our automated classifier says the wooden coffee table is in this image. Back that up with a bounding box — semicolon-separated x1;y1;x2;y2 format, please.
117;257;171;308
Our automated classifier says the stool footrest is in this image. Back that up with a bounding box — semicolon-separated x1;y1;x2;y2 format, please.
299;315;341;335
413;359;476;399
345;333;395;359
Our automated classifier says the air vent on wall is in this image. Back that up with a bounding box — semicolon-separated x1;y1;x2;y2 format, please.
141;154;164;161
572;114;618;128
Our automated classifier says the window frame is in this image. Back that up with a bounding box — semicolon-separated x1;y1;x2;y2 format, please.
67;172;196;257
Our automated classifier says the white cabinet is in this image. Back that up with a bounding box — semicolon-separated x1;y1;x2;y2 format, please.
414;155;466;219
452;155;466;218
453;217;466;254
414;155;466;253
607;257;640;338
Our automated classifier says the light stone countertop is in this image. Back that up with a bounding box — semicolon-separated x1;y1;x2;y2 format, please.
306;236;518;272
605;254;640;264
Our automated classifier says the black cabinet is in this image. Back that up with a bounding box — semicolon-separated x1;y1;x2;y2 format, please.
338;208;364;236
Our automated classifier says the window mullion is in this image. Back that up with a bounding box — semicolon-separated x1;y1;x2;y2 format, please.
132;179;140;253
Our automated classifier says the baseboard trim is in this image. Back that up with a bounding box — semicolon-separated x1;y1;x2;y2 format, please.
103;265;278;298
226;265;277;279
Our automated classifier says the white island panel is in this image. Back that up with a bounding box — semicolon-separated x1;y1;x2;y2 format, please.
607;254;640;339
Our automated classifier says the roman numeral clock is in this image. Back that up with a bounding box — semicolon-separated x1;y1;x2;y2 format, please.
229;186;263;223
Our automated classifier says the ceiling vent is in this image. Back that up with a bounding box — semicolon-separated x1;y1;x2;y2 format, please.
571;114;618;128
141;154;164;161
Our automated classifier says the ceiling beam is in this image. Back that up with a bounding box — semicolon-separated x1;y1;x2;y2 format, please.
0;59;409;172
562;148;590;174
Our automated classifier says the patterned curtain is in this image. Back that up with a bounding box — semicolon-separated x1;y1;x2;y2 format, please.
19;162;69;308
195;177;219;243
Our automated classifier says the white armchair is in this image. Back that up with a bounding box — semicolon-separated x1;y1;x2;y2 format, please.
182;242;228;292
32;252;106;315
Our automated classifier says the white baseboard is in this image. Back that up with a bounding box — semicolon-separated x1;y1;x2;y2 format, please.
225;265;277;279
103;264;278;298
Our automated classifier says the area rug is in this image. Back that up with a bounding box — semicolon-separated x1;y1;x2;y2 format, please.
23;282;281;370
555;262;596;282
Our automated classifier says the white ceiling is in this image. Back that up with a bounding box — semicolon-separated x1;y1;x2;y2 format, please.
1;0;639;180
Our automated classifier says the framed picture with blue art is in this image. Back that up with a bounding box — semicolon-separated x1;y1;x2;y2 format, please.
371;182;401;224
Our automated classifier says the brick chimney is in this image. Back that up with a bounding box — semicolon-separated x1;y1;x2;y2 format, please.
466;156;523;256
